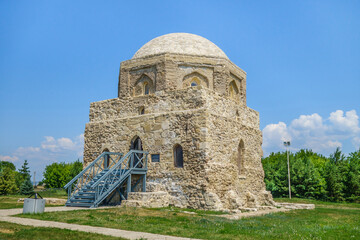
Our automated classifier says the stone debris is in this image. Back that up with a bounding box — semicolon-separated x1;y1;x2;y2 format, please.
17;198;67;205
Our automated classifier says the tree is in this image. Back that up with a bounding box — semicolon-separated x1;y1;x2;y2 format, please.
16;160;31;188
344;149;360;201
0;164;18;195
19;176;34;195
18;160;30;179
323;148;347;201
69;159;83;179
43;160;83;188
0;161;16;171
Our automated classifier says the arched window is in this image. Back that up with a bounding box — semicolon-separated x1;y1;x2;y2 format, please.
183;73;209;88
139;106;145;115
144;82;150;95
134;75;154;96
103;148;110;169
229;81;239;100
237;140;245;175
174;144;183;168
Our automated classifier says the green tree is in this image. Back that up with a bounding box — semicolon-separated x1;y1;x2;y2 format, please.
0;164;18;195
344;149;360;201
0;161;16;171
262;152;289;197
16;160;31;188
69;159;83;179
291;151;326;199
324;148;346;201
19;176;34;195
43;160;83;188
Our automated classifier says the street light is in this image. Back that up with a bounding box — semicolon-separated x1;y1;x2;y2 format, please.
283;141;291;199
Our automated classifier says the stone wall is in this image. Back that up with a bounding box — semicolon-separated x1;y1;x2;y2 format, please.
118;53;246;106
84;86;273;210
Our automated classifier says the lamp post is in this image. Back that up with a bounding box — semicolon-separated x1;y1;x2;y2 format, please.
283;141;291;199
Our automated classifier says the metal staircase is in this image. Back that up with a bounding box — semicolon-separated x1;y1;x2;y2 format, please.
64;150;148;208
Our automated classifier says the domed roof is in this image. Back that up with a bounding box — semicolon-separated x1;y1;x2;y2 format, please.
132;33;229;60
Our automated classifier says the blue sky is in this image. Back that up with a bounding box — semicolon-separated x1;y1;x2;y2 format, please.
0;0;359;181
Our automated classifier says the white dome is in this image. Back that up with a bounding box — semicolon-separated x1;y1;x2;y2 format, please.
132;33;229;60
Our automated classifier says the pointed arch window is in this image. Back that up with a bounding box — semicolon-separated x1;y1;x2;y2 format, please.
144;82;150;95
174;144;183;168
237;140;245;175
229;81;239;100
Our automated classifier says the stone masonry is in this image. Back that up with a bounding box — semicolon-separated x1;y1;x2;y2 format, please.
83;33;275;211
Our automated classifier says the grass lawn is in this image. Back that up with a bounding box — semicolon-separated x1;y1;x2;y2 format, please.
17;198;360;240
0;221;125;240
0;189;67;209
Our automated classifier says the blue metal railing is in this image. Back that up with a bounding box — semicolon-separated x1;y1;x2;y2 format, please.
92;150;148;207
64;152;123;201
64;150;148;208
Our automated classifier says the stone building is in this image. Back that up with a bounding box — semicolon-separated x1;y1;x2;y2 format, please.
83;33;274;210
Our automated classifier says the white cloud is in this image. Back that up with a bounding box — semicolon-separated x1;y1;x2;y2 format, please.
41;136;78;152
0;134;84;181
329;110;360;133
0;155;19;162
2;134;84;164
291;113;324;130
262;110;360;156
262;122;291;149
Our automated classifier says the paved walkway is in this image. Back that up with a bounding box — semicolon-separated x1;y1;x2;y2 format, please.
0;207;199;240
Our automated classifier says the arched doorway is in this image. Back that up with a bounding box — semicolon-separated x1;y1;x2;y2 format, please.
102;148;110;169
130;136;143;168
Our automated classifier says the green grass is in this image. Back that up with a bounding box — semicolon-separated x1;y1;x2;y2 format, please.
0;189;67;209
34;189;67;199
0;196;26;209
0;221;125;240
17;199;360;240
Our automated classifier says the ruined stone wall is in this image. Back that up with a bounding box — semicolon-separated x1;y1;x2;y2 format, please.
85;51;274;210
85;87;216;209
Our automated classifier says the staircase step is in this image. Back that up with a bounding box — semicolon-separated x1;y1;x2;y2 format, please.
65;151;147;208
70;199;94;203
66;202;93;207
73;195;95;200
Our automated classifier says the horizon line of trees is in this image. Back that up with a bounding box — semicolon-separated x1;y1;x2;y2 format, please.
262;148;360;202
0;159;82;195
1;148;359;202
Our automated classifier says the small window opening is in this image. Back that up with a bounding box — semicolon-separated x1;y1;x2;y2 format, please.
144;82;150;95
191;82;197;87
139;107;145;115
237;140;245;175
174;144;183;168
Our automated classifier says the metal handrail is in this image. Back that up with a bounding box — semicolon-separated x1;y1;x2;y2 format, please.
63;152;122;189
64;150;148;207
91;150;148;188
